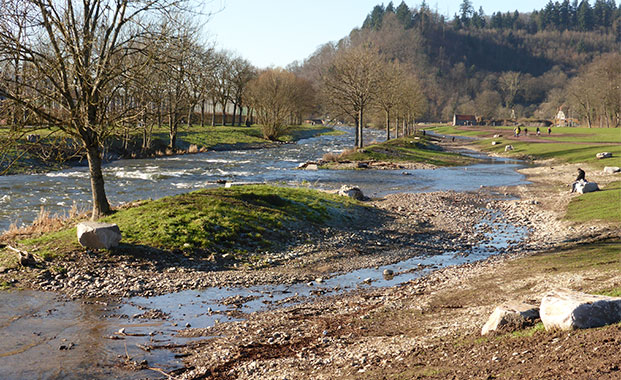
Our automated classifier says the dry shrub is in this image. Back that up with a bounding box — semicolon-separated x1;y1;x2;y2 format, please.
165;148;174;156
0;202;88;242
340;148;355;157
188;144;199;153
322;152;340;162
155;150;164;156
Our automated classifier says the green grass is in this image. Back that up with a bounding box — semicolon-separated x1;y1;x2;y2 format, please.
595;287;621;297
428;125;621;168
565;181;621;223
5;185;364;262
335;136;480;167
510;322;545;338
509;241;621;275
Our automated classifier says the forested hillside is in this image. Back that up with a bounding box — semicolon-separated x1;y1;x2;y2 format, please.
299;0;620;126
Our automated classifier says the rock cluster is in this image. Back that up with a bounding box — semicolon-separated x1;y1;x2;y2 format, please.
482;290;621;334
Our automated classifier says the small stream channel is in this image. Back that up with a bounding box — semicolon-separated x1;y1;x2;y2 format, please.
1;127;529;379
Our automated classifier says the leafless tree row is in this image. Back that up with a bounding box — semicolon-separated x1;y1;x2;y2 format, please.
319;43;426;148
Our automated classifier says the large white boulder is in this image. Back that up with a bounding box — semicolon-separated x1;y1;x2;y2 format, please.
540;289;621;331
338;185;365;201
573;180;599;194
603;166;620;174
77;222;122;249
481;302;540;335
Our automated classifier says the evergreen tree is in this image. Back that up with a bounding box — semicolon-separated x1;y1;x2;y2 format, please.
363;5;386;30
459;0;474;27
386;1;395;14
560;0;571;30
395;1;414;28
577;0;594;31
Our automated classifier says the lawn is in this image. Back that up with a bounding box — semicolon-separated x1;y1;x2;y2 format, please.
428;125;621;167
565;181;621;223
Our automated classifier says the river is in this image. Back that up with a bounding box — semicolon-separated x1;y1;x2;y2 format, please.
0;127;524;232
0;127;529;379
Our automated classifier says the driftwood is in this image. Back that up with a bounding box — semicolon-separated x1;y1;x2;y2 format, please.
6;245;37;267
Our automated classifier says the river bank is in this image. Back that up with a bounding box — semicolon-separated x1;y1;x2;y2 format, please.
172;164;620;380
1;127;618;379
0;124;336;176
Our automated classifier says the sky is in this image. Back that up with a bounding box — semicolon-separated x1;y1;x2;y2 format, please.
200;0;581;68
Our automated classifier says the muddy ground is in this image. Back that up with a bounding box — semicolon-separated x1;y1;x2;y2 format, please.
172;161;620;380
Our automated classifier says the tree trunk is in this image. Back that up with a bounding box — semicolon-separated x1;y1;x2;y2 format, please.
86;144;111;219
395;116;400;138
357;107;364;149
200;100;205;128
237;102;243;126
211;99;217;126
353;115;359;148
187;104;192;129
231;102;237;126
221;101;228;126
169;113;177;149
385;110;391;140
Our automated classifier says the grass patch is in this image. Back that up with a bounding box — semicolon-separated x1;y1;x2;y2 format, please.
594;287;621;297
565;181;621;223
509;241;621;275
428;125;621;168
510;322;545;338
336;136;479;166
3;185;364;262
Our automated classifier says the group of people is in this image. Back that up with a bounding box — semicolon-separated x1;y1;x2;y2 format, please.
513;126;552;137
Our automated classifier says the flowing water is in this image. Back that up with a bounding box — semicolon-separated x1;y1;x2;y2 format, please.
0;127;529;379
0;127;523;232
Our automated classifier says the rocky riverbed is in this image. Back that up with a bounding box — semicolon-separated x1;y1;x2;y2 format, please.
170;164;620;380
1;188;542;299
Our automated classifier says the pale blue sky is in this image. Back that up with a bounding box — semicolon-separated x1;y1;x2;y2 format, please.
201;0;604;68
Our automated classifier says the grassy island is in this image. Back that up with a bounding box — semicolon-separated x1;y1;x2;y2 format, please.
0;185;365;268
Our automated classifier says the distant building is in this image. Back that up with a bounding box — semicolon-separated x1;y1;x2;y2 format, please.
554;107;577;127
453;114;477;126
305;119;324;125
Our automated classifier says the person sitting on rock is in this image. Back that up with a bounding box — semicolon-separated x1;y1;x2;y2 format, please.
571;168;587;192
576;168;586;182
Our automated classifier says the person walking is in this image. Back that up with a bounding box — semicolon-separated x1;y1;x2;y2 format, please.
536;127;540;136
547;127;552;135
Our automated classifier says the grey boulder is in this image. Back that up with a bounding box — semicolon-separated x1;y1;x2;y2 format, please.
481;302;540;335
338;185;365;201
77;222;122;249
540;289;621;331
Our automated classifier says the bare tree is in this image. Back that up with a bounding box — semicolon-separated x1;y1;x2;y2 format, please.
376;60;405;140
247;68;308;140
229;57;256;126
321;45;383;148
0;0;197;219
498;71;522;109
